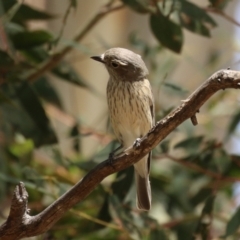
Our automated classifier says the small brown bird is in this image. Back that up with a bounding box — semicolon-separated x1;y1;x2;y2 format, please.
91;48;155;211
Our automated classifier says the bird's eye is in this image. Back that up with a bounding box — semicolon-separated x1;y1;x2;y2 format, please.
111;61;119;68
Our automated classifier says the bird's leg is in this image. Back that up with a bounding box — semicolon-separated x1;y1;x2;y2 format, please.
108;144;123;165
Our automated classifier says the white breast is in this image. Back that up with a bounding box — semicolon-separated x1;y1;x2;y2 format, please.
107;79;153;148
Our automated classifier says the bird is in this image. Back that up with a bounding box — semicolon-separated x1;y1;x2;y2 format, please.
91;48;155;211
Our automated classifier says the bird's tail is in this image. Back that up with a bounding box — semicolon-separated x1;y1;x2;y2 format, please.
134;154;151;211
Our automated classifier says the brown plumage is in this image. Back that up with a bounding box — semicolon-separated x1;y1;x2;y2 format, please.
91;48;155;211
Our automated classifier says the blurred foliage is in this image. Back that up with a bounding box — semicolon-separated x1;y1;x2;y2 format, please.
0;0;240;240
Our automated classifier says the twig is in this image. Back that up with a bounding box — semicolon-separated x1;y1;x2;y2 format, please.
1;69;240;239
164;153;240;184
25;2;124;83
205;7;240;28
53;0;74;48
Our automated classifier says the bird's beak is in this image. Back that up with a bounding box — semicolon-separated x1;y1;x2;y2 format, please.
91;55;105;63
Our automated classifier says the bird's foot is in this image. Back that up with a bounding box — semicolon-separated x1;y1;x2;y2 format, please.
133;138;142;149
107;144;123;165
108;151;115;166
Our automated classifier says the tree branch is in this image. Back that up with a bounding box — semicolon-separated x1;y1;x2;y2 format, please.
1;69;240;239
25;2;124;83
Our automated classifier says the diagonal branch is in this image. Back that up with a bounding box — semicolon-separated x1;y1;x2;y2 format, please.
1;69;240;239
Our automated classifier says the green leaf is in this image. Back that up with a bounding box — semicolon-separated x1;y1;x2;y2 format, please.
227;110;240;136
193;195;215;239
225;207;240;237
201;194;215;214
190;187;212;206
11;30;53;49
69;123;80;152
208;0;231;9
164;82;188;94
8;138;34;157
179;0;217;37
16;82;57;146
32;76;62;108
121;0;150;13
70;0;77;8
150;228;169;240
0;50;28;81
0;90;14;104
109;195;141;238
95;168;134;230
0;0;17;17
22;46;49;63
22;47;92;89
160;140;170;153
174;136;204;151
12;4;54;23
150;13;183;53
0;50;15;69
1;0;22;23
52;62;89;88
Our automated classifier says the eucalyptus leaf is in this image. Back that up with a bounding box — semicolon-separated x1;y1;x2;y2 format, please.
224;207;240;237
11;30;53;49
150;228;169;240
174;136;204;151
208;0;231;9
150;13;183;53
179;0;217;37
227;110;240;137
12;4;55;23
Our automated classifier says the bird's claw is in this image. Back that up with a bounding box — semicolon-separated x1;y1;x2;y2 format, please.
133;138;142;148
108;151;115;166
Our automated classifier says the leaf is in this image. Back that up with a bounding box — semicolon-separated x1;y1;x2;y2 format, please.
32;76;62;108
121;0;150;13
52;62;90;88
22;46;49;63
1;0;22;23
208;0;231;9
11;30;53;50
12;4;54;23
16;82;57;146
150;13;183;53
160;140;170;153
69;123;80;152
179;0;217;37
174;136;204;151
109;195;141;238
0;90;14;104
8;138;34;157
94;167;134;230
201;194;215;214
22;47;92;89
70;0;77;9
164;82;188;94
0;0;17;17
193;195;215;239
224;207;240;237
150;228;169;240
227;110;240;137
190;187;212;206
0;50;15;70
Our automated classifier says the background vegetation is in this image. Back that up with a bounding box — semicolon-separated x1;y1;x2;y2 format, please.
1;0;240;239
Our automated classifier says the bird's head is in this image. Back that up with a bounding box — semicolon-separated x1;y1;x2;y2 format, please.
91;48;149;81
